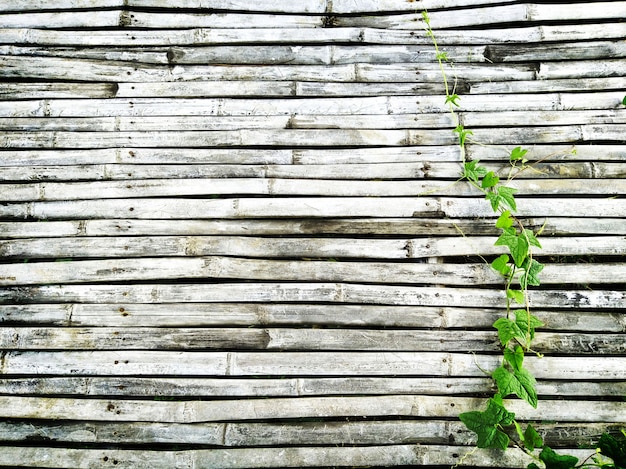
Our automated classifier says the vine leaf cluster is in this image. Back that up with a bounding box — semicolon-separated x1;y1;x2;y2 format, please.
421;10;625;469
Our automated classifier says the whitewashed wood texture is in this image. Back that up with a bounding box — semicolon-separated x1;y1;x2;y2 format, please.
1;1;625;468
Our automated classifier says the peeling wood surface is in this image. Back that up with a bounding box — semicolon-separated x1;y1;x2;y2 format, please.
0;1;625;468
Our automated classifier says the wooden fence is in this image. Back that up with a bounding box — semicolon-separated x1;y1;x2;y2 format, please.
0;0;625;467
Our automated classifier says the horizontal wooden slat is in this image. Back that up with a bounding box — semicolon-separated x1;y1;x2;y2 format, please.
1;256;625;286
0;394;624;423
0;129;464;148
2;110;625;130
3;162;625;181
1;44;488;65
0;327;623;354
1;235;623;259
1;93;623;118
0;0;590;14
0;56;541;82
1;217;623;239
0;10;122;28
2;178;625;202
0;444;553;469
1;376;624;398
471;77;626;94
2;23;625;46
484;41;626;62
0;11;324;29
344;3;626;29
1;144;622;168
1;420;625;449
1;283;623;309
3;126;624;148
1;303;624;333
1;197;623;219
539;59;626;79
0;114;450;130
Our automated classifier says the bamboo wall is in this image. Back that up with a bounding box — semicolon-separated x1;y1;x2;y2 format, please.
0;1;625;467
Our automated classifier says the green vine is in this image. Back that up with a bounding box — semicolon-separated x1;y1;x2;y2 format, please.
422;10;626;469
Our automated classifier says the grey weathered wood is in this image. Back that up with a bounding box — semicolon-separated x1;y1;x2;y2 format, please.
0;148;294;166
0;55;360;82
0;419;622;447
471;77;626;94
467;144;626;162
1;2;625;466
132;12;324;28
0;326;623;354
2;303;624;332
0;114;455;131
131;0;520;13
412;92;624;113
1;235;623;259
0;394;624;423
1;283;623;310
1;216;623;240
1;256;625;286
0;0;123;10
1;127;626;149
344;3;626;29
0;376;623;398
0;129;460;148
3;177;625;202
1;162;625;182
0;10;121;28
4;93;622;119
1;196;623;220
484;41;626;62
0;55;541;82
3;24;625;46
0;83;118;100
0;111;626;132
539;59;626;79
462;109;626;126
3;44;486;65
0;445;551;469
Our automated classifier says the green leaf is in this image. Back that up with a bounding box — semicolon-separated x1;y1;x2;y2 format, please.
459;395;515;449
437;51;450;62
523;229;542;249
622;95;626;106
510;146;529;162
514;421;525;444
495;227;529;267
455;125;474;147
497;186;518;212
523;424;544;452
493;317;525;346
514;310;544;342
598;433;626;467
445;93;460;106
491;254;511;277
492;363;538;409
538;446;578;469
486;185;518;213
463;159;487;183
485;191;500;212
503;345;524;372
520;258;545;289
496;210;514;229
507;289;525;305
481;171;500;189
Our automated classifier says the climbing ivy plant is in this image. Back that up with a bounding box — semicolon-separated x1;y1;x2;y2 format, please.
422;10;626;469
